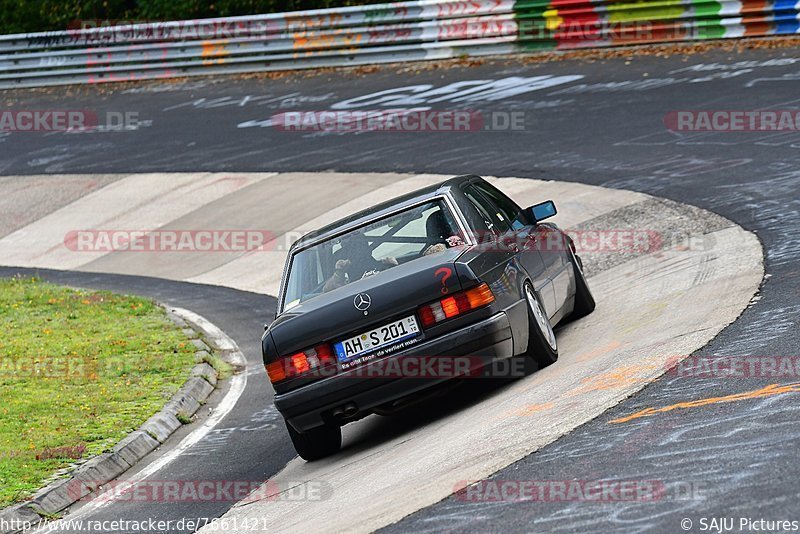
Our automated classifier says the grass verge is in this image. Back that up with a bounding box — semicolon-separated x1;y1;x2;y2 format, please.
0;277;196;507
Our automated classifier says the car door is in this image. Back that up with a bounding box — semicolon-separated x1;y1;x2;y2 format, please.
537;222;572;314
464;182;557;317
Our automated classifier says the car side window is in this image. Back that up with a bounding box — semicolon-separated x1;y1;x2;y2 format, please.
464;185;512;235
472;182;527;231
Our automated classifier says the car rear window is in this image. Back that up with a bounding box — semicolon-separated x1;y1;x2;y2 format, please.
281;199;464;311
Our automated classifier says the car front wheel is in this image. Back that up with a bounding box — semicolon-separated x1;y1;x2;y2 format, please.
286;421;342;461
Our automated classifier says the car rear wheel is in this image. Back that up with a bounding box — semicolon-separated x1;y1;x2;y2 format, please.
523;283;558;367
286;421;342;461
569;250;596;320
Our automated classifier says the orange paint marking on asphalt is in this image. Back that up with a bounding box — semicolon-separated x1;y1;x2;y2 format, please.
570;362;660;396
575;340;623;362
610;382;800;424
492;402;555;421
511;402;555;417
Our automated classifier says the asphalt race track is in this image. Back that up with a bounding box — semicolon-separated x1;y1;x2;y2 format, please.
1;171;763;533
2;44;800;532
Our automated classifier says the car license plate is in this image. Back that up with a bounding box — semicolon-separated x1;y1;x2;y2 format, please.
333;316;420;362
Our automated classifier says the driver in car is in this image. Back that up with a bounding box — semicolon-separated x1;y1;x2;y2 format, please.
422;209;465;256
323;234;397;292
322;210;465;292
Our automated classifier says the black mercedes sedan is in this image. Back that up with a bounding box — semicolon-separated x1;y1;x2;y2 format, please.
262;175;595;460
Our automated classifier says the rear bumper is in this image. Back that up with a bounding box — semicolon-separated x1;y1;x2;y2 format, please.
275;311;513;432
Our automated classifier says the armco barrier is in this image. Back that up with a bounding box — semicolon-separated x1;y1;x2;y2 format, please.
0;0;797;89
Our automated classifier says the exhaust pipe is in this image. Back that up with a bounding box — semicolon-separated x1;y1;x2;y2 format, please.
332;403;358;419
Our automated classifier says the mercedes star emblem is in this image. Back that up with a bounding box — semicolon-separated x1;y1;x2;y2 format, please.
354;293;372;314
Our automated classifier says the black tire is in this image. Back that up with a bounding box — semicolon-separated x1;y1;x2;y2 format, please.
522;283;558;368
569;250;596;320
286;420;341;461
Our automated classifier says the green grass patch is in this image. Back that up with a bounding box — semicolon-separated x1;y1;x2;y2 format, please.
200;351;233;380
0;277;196;507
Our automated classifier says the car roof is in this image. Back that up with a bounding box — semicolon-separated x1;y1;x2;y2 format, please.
290;174;479;251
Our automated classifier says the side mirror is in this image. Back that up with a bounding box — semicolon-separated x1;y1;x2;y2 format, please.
527;200;557;223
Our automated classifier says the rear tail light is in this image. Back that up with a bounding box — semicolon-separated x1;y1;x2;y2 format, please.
418;283;495;328
266;343;336;384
